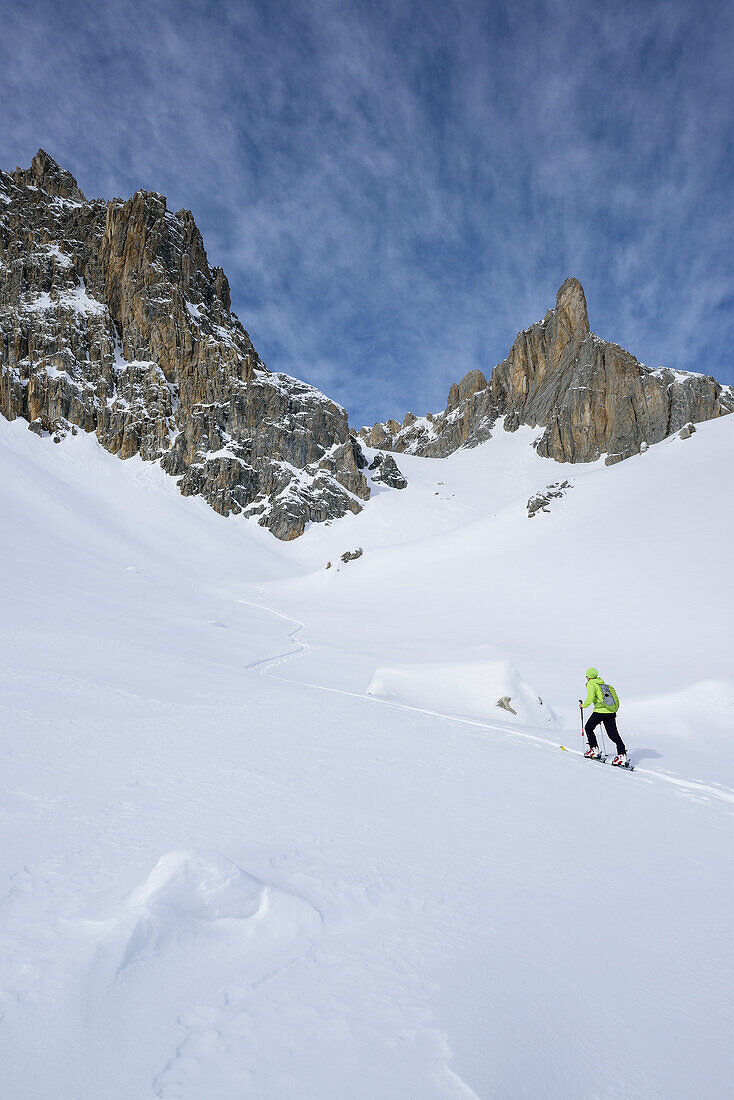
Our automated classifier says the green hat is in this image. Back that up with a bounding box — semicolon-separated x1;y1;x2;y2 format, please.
586;667;599;678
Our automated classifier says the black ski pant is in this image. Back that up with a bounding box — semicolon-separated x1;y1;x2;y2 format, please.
585;711;626;755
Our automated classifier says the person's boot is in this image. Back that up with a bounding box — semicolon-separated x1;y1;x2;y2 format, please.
584;746;602;759
612;753;628;767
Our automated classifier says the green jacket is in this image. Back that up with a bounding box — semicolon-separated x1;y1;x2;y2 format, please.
582;672;619;714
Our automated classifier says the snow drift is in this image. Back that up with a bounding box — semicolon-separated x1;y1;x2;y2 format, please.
627;679;734;743
367;657;556;725
115;851;268;968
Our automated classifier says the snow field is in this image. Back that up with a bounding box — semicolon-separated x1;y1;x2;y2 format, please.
0;413;733;1096
263;414;734;789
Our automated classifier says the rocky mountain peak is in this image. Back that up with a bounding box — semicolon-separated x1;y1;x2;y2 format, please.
2;151;732;535
0;152;379;539
554;276;589;336
358;279;733;464
14;149;86;202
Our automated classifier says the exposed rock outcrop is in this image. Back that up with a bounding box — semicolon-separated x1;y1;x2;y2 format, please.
368;452;408;489
527;480;572;518
0;150;371;539
358;278;734;465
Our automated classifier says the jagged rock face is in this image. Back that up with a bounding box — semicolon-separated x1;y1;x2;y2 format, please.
371;453;407;489
0;150;370;539
358;277;734;465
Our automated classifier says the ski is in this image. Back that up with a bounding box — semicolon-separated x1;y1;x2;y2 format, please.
560;747;635;771
590;755;635;771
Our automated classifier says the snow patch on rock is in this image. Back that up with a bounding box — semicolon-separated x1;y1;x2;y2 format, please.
21;278;107;316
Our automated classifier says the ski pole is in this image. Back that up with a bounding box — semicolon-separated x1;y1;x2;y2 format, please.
579;700;585;745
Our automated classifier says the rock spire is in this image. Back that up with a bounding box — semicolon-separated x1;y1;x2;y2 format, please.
358;278;732;463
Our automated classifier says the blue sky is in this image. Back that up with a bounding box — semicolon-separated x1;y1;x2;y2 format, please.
2;0;733;424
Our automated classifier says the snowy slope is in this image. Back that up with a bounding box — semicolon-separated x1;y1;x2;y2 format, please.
1;415;733;1098
262;416;734;789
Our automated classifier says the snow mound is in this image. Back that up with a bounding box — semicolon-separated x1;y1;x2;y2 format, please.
367;658;555;725
628;679;734;742
116;851;267;967
127;850;265;922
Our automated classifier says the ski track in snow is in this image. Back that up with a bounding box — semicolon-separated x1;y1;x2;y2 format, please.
241;594;308;674
240;595;734;813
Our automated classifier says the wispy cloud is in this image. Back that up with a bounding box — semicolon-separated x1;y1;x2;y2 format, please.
2;0;733;424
